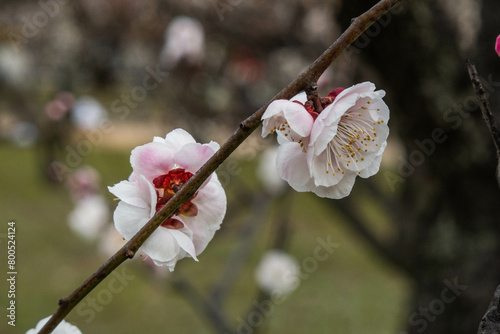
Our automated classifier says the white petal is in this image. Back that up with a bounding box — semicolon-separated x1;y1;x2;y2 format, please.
283;101;314;138
360;142;387;178
312;172;357;199
276;142;312;190
185;174;226;254
113;201;150;240
261;100;314;139
310;150;343;187
168;229;198;261
142;228;181;264
163;128;196;148
291;91;307;103
108;180;148;208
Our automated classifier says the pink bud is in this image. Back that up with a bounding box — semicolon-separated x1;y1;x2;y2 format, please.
496;35;500;57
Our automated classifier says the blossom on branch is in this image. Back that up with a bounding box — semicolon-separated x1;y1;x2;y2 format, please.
109;129;226;271
26;316;81;334
496;34;500;57
261;82;390;199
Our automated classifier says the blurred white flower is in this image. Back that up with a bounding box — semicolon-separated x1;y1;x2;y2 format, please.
98;224;126;258
255;250;300;297
257;146;287;194
71;96;107;130
160;16;205;69
26;316;81;334
68;195;110;241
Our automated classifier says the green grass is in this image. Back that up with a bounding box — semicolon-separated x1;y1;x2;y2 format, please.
0;143;410;334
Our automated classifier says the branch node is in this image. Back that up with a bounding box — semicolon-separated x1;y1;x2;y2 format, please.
125;249;135;259
305;84;323;113
239;120;251;131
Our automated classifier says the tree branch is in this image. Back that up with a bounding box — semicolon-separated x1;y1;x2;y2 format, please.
466;59;500;188
39;0;405;332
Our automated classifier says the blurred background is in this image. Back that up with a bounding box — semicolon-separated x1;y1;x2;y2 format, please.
1;0;500;333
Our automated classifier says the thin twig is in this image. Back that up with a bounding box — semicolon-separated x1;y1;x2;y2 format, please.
38;1;404;332
466;59;500;188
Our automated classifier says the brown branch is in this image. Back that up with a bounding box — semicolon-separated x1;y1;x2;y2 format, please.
38;0;404;332
466;59;500;188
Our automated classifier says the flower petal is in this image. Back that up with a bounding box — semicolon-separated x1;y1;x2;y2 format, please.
312;172;357;199
174;142;218;173
184;174;226;254
359;142;387;178
310;150;344;187
130;142;175;181
113;201;150;240
108;180;148;208
168;228;198;261
276;141;312;190
163;128;197;147
142;228;182;266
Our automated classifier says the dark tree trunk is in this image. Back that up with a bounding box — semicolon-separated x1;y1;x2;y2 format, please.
337;1;500;333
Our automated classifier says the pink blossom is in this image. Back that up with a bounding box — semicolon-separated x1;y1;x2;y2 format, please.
261;82;390;199
109;129;226;271
496;34;500;57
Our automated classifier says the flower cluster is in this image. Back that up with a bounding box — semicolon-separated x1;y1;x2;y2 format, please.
109;129;226;271
261;82;390;199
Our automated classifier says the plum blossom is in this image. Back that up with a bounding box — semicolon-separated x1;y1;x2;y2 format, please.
26;316;81;334
108;129;226;271
255;250;300;297
261;82;390;199
496;34;500;57
160;16;205;69
68;195;110;241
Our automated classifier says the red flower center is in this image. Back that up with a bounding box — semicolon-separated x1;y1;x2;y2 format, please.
153;168;198;229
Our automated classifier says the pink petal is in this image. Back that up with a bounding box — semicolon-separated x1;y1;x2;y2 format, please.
496;35;500;57
174;142;218;173
130;142;175;181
